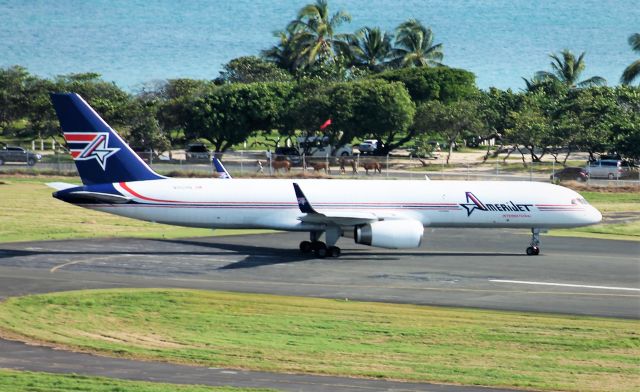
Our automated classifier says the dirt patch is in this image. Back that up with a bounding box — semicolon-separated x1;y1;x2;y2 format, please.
76;330;187;349
561;181;640;193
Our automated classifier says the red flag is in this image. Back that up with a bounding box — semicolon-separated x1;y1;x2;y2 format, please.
320;118;332;130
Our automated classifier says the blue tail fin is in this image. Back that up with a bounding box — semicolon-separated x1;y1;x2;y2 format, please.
50;93;164;185
212;157;232;179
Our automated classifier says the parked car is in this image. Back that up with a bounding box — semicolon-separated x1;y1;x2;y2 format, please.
358;139;378;155
586;159;632;179
550;167;589;182
185;143;211;162
0;145;42;166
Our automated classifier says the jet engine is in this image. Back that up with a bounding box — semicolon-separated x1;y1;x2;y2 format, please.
354;220;424;249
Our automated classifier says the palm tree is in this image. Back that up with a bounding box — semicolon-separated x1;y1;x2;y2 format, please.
621;33;640;85
391;19;443;67
286;0;352;68
261;27;299;72
347;26;393;71
535;49;606;88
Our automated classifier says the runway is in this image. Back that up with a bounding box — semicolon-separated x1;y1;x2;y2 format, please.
0;229;638;391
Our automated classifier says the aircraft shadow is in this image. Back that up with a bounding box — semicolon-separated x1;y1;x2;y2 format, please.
0;237;525;272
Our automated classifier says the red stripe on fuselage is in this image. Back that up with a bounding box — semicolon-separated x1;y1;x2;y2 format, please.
118;182;460;207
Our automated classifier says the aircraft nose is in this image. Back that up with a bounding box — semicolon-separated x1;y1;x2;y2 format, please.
589;206;603;225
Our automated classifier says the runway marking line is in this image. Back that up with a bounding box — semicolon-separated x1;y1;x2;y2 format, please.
50;256;121;273
490;279;640;292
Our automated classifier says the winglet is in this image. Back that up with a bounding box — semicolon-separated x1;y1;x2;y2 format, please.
293;183;318;214
213;157;232;179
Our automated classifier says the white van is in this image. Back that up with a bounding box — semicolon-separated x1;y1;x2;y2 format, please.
586;159;631;179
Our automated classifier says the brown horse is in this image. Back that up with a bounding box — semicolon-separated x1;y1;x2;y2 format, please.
308;161;331;174
361;160;382;175
339;157;357;174
270;159;291;173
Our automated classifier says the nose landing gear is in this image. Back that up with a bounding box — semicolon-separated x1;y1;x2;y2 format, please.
526;228;541;255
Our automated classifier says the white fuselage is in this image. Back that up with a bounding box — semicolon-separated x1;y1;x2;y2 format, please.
86;179;602;231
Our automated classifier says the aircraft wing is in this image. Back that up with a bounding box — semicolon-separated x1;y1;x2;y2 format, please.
293;183;378;225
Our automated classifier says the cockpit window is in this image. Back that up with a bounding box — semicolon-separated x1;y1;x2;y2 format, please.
571;198;589;205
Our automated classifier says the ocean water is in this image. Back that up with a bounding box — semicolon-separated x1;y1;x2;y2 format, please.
1;0;638;91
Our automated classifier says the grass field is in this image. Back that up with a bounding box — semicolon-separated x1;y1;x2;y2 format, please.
0;369;275;392
0;177;272;243
0;289;637;392
1;176;638;243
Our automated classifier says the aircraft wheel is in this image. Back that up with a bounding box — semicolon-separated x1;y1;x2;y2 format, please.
314;242;327;258
526;246;540;256
328;246;341;258
299;241;313;253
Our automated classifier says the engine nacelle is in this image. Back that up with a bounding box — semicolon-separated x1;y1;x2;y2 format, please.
354;220;424;249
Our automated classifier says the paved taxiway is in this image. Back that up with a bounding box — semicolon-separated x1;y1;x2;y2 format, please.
0;229;638;391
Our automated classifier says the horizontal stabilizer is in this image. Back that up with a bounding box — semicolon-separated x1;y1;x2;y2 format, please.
54;190;131;204
46;182;79;191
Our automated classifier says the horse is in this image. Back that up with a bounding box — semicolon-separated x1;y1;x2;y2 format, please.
307;161;331;174
361;160;382;175
270;159;291;173
339;157;357;174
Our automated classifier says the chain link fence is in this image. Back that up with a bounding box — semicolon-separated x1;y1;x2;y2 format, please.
1;149;638;187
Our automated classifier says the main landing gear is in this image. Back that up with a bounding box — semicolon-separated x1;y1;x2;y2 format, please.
299;227;341;258
526;228;541;256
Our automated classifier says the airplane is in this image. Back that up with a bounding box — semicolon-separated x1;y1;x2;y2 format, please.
48;93;602;258
213;157;232;179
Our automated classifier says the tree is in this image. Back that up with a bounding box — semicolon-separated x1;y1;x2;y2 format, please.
184;82;292;152
414;100;484;164
534;50;606;88
0;66;35;132
262;27;300;73
609;86;640;160
621;33;640;85
391;19;443;68
374;66;477;103
347;27;393;71
216;56;292;84
137;78;215;154
127;99;170;156
476;88;524;160
53;73;132;129
285;0;352;69
10;72;131;142
289;79;415;153
504;93;553;163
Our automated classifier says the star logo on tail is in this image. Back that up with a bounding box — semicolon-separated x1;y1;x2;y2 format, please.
460;192;487;216
66;132;120;171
